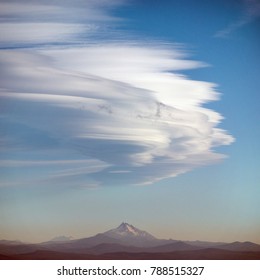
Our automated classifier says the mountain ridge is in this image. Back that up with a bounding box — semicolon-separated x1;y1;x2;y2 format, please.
1;223;260;259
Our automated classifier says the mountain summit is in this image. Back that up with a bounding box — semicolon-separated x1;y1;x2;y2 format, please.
103;222;156;246
105;222;155;238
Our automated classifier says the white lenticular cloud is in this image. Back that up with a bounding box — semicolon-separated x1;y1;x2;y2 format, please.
0;23;87;44
0;0;122;46
0;0;234;187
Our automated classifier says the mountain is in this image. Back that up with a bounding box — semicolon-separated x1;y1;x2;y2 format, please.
102;222;158;247
104;222;155;239
0;243;41;255
184;240;226;247
43;223;164;252
76;243;143;255
104;222;156;240
98;249;260;260
38;223;260;256
48;236;73;243
214;241;260;252
41;234;119;252
148;241;202;252
0;240;23;245
2;248;260;260
55;241;202;255
1;223;260;260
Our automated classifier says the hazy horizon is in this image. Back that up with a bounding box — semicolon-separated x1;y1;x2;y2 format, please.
0;0;259;245
2;221;260;245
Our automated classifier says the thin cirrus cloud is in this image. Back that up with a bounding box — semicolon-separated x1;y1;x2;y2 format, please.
215;0;260;38
0;0;234;187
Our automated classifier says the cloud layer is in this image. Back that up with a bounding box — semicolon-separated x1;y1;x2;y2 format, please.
0;0;234;187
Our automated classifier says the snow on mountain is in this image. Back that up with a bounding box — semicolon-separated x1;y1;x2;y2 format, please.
103;222;156;243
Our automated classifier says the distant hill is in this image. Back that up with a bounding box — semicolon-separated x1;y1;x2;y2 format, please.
214;241;260;252
2;249;260;260
0;240;23;245
46;236;73;243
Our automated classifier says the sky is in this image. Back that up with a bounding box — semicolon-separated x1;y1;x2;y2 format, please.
0;0;259;244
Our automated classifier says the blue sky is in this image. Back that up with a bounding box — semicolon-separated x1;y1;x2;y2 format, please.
0;0;259;243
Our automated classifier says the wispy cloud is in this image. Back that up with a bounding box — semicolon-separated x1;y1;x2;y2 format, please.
0;0;234;187
0;0;122;47
215;0;260;38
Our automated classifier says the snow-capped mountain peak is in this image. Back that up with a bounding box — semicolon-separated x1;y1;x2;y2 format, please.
117;222;140;236
104;222;156;241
